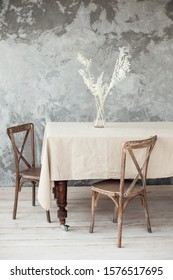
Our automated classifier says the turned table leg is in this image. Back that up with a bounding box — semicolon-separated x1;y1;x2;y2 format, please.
54;180;68;226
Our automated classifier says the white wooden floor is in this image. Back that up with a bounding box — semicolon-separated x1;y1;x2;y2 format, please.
0;185;173;260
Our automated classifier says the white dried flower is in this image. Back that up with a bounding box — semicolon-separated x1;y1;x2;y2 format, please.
78;47;131;103
77;53;91;71
78;48;131;127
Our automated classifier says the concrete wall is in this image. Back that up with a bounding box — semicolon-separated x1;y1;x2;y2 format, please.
0;0;173;186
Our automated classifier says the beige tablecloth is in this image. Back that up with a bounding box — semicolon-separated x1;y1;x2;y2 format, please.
38;122;173;210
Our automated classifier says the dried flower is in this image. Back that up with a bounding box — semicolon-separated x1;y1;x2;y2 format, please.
78;48;131;127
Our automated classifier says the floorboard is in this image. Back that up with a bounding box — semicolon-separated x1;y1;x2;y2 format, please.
0;185;173;260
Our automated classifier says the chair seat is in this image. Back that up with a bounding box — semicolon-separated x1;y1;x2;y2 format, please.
20;167;41;180
92;179;144;197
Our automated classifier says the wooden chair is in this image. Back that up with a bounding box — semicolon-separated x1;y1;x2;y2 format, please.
89;135;157;248
7;123;51;223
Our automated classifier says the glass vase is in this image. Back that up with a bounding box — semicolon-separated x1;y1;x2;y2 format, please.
94;97;105;128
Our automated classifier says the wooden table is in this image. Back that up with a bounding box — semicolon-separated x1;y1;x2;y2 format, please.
38;122;173;226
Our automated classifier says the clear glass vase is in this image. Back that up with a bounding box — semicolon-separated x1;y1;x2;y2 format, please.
94;97;105;128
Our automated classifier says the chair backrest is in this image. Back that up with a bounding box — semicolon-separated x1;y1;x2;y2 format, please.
120;135;157;197
7;123;35;174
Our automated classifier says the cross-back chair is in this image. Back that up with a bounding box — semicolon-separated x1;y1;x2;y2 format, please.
7;123;51;223
89;135;157;248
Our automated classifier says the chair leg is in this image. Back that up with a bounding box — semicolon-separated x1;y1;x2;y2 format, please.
117;204;123;248
13;180;20;219
142;191;152;233
113;206;118;223
89;190;96;233
52;187;56;199
32;182;36;206
46;210;51;223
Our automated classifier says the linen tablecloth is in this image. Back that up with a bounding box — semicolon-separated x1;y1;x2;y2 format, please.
38;122;173;210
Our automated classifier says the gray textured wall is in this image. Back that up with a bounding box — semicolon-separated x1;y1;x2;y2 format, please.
0;0;173;186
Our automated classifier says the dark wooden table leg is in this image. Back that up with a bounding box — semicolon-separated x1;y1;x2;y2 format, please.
54;180;68;225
